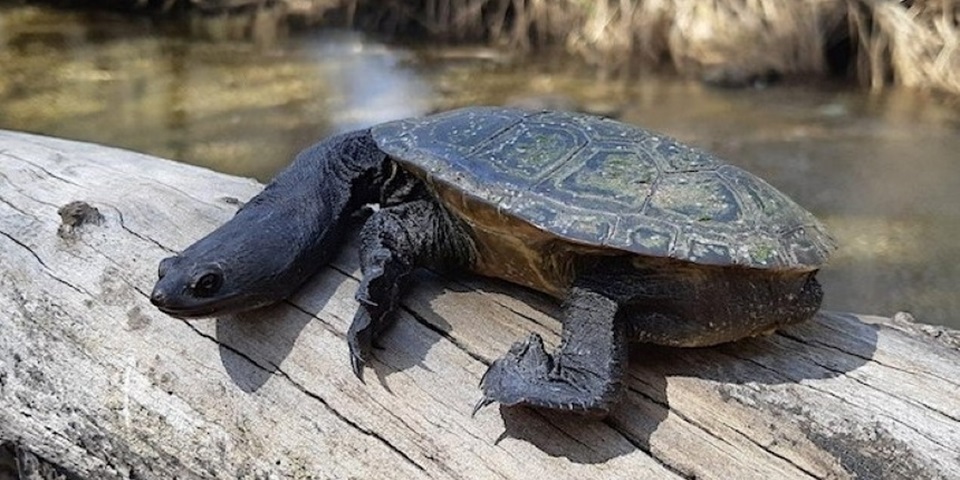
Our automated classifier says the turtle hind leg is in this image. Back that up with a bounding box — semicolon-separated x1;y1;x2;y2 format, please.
477;285;628;415
348;198;471;380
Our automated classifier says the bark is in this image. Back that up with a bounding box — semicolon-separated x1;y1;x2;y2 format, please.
1;130;958;479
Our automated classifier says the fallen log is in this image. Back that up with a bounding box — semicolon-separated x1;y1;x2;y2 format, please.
0;130;957;479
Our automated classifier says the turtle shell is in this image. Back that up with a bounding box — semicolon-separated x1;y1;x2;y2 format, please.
371;107;835;270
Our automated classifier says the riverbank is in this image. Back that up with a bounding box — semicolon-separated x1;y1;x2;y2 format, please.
65;0;960;96
355;0;960;95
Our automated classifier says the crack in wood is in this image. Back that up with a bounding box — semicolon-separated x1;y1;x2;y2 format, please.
607;386;701;478
713;416;820;479
9;136;238;212
401;304;491;365
4;132;958;479
283;299;349;341
779;329;960;390
104;204;177;254
0;193;38;219
801;353;960;425
728;351;956;452
0;229;87;296
305;262;848;477
484;296;556;333
602;417;694;480
0;171;60;209
620;380;824;479
0;229;47;269
357;393;473;479
1;150;83;187
328;262;359;281
175;316;429;474
270;365;429;474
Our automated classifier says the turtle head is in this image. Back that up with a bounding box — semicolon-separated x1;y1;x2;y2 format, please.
149;128;386;318
150;255;236;318
149;203;318;319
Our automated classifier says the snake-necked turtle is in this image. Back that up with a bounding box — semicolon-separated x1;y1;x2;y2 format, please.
151;107;835;414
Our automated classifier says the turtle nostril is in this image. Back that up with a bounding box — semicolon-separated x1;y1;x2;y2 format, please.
150;289;166;306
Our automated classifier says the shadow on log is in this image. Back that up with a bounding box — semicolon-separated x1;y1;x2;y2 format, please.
0;130;958;479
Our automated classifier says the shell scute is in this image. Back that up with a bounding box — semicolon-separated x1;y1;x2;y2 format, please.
371;107;835;269
647;171;743;224
534;146;659;210
688;239;735;265
626;222;678;256
657;143;722;172
472;120;589;181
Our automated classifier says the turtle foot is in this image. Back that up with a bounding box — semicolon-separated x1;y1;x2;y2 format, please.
473;333;552;415
475;333;615;415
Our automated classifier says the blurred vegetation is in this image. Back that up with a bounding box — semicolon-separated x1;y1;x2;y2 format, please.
33;0;960;96
349;0;960;94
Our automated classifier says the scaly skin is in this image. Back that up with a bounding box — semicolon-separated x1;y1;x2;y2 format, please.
151;123;824;416
151;129;387;317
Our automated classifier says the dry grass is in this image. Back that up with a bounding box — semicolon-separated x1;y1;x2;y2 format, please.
852;0;960;94
566;0;847;77
568;0;958;94
212;0;960;95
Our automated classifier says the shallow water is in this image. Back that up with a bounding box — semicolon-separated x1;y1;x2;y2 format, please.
2;6;959;328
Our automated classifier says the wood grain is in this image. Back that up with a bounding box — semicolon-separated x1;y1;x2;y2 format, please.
1;130;957;479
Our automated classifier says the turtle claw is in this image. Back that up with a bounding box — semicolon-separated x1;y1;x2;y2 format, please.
355;287;379;307
471;396;494;417
350;348;367;383
347;306;375;382
475;331;622;414
476;333;554;409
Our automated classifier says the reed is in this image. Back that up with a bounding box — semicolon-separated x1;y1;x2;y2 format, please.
852;0;960;93
337;0;959;94
112;0;959;94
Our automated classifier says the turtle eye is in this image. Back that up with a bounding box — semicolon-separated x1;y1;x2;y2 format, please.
192;272;223;297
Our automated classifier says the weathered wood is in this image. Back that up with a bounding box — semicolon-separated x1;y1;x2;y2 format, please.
0;130;958;479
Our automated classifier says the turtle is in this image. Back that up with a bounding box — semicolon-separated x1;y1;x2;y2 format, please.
150;106;835;415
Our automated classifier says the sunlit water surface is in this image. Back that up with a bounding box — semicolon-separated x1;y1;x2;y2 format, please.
3;6;959;328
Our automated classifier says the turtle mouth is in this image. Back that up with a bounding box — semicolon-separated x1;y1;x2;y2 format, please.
150;291;273;319
154;303;224;319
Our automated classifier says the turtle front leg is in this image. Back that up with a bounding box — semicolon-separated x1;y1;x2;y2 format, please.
476;285;627;415
348;199;471;380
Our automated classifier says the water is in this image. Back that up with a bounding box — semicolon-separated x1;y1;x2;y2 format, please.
2;6;959;328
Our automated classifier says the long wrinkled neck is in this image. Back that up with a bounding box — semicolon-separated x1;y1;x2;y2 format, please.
256;129;385;237
203;129;388;292
257;128;387;262
151;129;390;316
